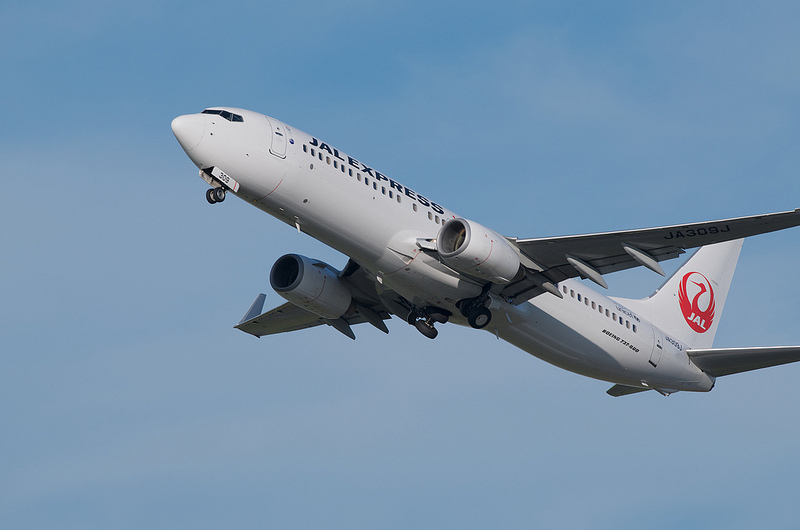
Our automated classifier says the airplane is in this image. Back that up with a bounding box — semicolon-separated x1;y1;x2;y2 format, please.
172;107;800;397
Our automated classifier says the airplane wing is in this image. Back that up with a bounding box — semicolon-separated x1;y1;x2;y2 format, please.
235;260;395;339
501;208;800;304
235;298;392;339
687;346;800;377
236;297;326;336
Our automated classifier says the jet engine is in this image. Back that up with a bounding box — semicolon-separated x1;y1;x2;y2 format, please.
436;218;522;284
270;254;353;319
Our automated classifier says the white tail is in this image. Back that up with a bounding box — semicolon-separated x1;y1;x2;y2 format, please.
613;239;743;349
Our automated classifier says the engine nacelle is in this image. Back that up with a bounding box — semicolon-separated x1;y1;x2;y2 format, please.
270;254;353;319
436;218;522;284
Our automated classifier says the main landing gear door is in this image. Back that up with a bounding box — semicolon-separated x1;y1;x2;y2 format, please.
266;116;287;158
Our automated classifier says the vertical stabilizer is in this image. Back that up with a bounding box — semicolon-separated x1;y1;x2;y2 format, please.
613;239;743;349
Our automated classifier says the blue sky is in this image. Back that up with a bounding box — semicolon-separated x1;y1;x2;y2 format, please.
3;1;800;528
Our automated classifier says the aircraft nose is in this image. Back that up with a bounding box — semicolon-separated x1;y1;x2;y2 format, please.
171;114;206;151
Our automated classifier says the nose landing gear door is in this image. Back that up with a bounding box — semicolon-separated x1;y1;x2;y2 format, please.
266;116;287;158
649;329;664;367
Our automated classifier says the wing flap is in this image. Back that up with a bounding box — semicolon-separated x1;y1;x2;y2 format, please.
688;346;800;377
236;300;326;337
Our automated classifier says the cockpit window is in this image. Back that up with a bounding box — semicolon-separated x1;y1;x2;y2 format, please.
202;109;244;122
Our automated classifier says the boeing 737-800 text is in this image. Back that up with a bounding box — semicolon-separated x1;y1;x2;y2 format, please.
172;107;800;396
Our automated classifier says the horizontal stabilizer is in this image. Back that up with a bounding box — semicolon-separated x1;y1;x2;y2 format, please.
688;346;800;377
607;384;651;397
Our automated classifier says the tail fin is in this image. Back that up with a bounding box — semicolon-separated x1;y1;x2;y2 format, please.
613;239;743;349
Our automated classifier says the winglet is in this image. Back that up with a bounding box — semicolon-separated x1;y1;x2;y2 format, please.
239;293;267;325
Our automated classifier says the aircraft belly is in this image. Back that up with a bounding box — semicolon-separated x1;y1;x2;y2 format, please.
376;248;482;310
498;304;631;383
497;293;713;390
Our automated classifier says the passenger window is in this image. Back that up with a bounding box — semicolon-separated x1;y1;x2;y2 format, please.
591;301;596;309
577;293;582;302
334;160;338;168
357;173;362;182
633;324;637;333
303;145;308;153
428;212;433;220
563;286;568;294
397;195;402;203
413;203;418;212
435;215;440;224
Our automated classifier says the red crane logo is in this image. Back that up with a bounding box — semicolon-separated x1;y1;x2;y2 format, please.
678;272;715;333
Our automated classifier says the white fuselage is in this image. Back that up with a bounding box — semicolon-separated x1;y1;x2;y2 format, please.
173;108;715;393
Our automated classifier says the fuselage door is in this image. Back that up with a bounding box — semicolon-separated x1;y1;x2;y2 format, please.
266;116;287;158
649;329;664;367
